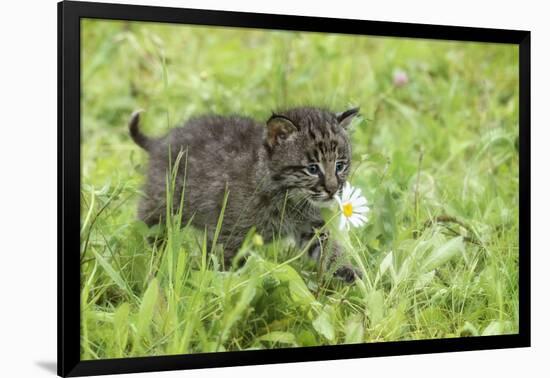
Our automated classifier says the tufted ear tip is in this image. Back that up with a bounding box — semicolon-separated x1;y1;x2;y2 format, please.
266;115;297;147
337;107;360;129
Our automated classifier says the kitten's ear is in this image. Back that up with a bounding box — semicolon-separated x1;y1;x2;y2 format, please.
337;107;360;129
266;115;298;147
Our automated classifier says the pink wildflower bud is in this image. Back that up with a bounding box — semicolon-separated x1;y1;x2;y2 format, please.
393;70;409;87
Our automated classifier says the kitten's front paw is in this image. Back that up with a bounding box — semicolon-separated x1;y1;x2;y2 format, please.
335;265;362;283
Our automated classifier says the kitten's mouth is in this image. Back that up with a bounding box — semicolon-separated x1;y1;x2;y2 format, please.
304;188;343;207
308;194;338;208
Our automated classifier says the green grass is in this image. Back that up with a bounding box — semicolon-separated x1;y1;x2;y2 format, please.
80;19;519;359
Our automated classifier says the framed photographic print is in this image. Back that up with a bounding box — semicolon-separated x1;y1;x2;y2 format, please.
58;0;530;376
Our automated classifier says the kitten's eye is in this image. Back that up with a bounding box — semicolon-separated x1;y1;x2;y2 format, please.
306;164;319;175
335;162;346;173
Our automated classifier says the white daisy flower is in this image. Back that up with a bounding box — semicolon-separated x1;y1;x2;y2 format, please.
336;182;369;231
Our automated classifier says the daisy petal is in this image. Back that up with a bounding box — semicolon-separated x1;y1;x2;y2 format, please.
350;188;362;202
353;205;369;214
345;188;354;202
354;220;365;229
354;196;367;207
355;214;367;224
355;214;368;224
339;215;347;230
348;215;360;228
343;182;352;199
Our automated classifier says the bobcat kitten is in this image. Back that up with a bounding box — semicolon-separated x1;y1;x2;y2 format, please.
130;106;361;282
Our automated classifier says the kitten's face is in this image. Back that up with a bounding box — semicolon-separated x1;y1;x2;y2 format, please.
265;107;358;207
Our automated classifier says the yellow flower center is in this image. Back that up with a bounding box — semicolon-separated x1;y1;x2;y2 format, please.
343;202;353;218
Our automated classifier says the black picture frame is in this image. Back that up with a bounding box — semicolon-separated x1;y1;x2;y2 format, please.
58;1;531;376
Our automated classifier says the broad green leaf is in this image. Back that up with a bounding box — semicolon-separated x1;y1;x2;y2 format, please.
366;290;385;327
381;301;407;339
421;236;465;272
136;278;159;340
262;275;281;290
296;330;318;347
482;321;514;336
87;311;114;322
379;251;393;276
114;303;130;357
188;270;247;295
313;308;335;341
344;314;364;344
270;264;317;307
219;279;257;345
258;331;297;345
288;280;316;307
460;321;479;337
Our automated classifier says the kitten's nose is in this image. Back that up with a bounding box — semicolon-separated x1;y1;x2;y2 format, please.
326;185;338;198
325;175;339;198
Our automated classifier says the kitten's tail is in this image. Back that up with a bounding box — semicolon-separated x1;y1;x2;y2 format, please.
129;110;153;152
